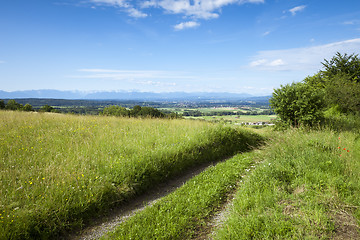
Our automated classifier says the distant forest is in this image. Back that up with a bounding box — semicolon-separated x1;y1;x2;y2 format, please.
0;97;271;116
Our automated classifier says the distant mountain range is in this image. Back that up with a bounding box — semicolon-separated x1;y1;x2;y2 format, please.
0;89;270;101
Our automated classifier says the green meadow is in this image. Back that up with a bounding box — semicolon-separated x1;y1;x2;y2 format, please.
214;124;360;239
1;110;360;240
0;111;262;239
103;115;360;239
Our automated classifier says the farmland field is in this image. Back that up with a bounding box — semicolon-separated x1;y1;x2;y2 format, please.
159;106;276;124
186;114;277;123
0;111;262;239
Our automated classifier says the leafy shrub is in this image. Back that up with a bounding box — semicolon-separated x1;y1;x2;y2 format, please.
270;82;325;127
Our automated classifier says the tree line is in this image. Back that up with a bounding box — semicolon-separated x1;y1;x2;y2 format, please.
0;100;182;119
100;105;181;119
270;52;360;127
0;99;59;112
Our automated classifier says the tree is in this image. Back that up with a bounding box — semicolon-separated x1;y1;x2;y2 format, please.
137;107;165;118
0;100;5;109
271;52;360;128
321;52;360;82
40;104;54;112
270;82;325;127
130;105;142;117
319;53;360;114
325;73;360;113
23;104;34;112
6;99;22;110
102;105;130;117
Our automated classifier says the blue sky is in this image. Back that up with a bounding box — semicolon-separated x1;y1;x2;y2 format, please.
1;0;360;95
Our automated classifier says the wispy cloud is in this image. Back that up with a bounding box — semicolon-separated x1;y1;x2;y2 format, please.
73;69;193;86
87;0;264;23
142;0;264;20
250;59;284;67
89;0;147;18
248;38;360;72
289;5;306;16
0;61;5;64
262;31;271;36
174;21;200;30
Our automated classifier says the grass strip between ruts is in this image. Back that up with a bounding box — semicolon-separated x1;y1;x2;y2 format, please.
103;152;257;239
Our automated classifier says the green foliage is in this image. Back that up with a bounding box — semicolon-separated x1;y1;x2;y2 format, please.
131;105;142;116
272;52;360;127
0;100;5;109
131;106;165;118
102;105;130;117
102;105;166;118
5;99;23;110
303;72;326;89
39;104;54;112
270;82;325;127
23;104;34;112
321;52;360;82
325;73;360;114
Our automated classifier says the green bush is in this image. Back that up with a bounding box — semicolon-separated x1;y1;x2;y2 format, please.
270;82;325;127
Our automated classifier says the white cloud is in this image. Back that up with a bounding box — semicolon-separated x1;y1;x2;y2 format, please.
127;8;148;18
289;5;306;16
174;21;200;30
88;0;264;21
268;59;285;66
142;0;264;19
89;0;147;18
262;31;271;36
250;59;284;67
249;38;360;72
249;59;267;67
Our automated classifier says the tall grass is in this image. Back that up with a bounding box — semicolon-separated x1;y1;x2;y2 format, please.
214;127;360;239
0;111;262;239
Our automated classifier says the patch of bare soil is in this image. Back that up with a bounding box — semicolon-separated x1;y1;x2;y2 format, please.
332;208;360;240
65;160;219;240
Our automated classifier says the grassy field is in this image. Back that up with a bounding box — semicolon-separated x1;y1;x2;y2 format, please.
0;111;263;239
101;116;360;239
214;123;360;239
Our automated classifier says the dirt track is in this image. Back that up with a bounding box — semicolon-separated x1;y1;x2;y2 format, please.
67;160;219;240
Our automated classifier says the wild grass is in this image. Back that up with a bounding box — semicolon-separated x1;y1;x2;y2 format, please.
103;152;258;240
0;111;262;239
214;125;360;239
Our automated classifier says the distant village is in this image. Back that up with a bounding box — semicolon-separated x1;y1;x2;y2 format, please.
237;121;275;126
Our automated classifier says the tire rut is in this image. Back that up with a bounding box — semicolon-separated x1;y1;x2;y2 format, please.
65;160;221;240
192;163;258;240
